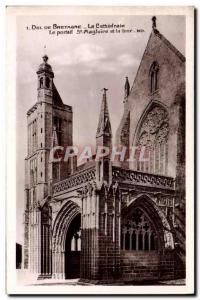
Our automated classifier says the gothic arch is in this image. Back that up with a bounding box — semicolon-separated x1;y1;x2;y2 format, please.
123;194;174;250
149;61;159;93
52;199;81;278
52;199;81;251
132;100;169;175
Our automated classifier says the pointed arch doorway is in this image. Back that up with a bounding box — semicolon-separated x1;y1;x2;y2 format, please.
52;200;81;280
65;213;81;279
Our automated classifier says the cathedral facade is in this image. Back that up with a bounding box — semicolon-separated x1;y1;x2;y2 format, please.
23;18;185;283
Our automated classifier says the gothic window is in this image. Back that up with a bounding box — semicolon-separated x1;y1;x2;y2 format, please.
150;61;159;93
53;116;62;145
39;77;43;88
45;77;50;88
121;208;158;251
135;104;169;175
70;230;81;251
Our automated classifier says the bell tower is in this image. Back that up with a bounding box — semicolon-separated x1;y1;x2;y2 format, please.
24;54;73;276
37;54;54;103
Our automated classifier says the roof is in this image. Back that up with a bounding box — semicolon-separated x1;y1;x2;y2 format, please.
154;28;185;62
52;82;64;107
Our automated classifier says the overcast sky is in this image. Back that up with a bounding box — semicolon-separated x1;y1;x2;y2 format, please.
16;15;185;244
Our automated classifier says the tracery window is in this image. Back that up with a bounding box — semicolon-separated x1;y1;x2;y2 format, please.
150;61;159;93
71;230;81;251
135;104;169;175
121;208;158;251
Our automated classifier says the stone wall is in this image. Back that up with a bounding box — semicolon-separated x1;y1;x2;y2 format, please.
120;250;176;282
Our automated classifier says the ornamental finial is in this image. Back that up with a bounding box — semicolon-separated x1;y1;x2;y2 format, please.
42;45;48;63
42;54;48;63
152;16;157;30
102;88;108;96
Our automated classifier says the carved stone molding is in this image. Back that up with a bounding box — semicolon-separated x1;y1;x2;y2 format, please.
137;105;169;147
113;166;174;190
53;166;96;195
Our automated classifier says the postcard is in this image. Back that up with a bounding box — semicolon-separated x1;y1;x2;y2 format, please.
6;6;194;295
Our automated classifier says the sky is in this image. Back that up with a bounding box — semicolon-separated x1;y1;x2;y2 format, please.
16;14;185;244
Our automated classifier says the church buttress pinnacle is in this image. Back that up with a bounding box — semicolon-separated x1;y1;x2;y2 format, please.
96;88;112;139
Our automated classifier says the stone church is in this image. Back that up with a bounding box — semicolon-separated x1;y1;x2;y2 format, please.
23;17;185;283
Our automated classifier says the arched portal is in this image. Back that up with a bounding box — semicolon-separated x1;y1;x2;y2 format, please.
120;194;175;281
52;200;81;279
122;194;174;250
65;214;81;279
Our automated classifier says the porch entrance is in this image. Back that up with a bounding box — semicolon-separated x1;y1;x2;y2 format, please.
65;214;81;279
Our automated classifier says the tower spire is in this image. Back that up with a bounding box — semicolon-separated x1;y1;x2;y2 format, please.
124;76;130;101
96;88;112;185
96;88;112;138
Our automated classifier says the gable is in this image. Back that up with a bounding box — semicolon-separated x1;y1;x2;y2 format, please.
122;29;185;178
128;30;185;113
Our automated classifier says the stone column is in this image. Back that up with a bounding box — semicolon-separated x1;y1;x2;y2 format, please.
142;230;145;251
60;250;65;279
148;230;152;251
136;230;139;251
52;249;56;278
129;228;133;250
36;208;41;274
122;227;126;250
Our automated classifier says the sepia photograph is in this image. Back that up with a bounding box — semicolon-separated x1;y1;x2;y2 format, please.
6;6;194;295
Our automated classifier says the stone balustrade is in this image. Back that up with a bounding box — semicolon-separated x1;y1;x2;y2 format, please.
53;165;175;196
112;166;175;190
53;166;96;195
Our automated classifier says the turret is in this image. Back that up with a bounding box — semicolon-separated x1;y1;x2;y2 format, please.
96;88;112;185
36;54;54;103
